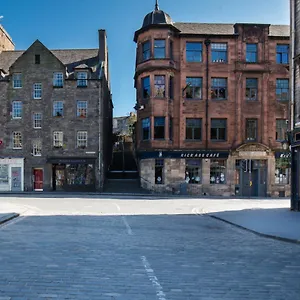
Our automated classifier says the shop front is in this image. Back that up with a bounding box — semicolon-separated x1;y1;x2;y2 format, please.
138;150;231;196
47;157;96;192
0;158;24;192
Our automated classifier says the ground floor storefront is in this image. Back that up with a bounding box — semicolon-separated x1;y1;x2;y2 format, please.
19;157;100;192
0;158;24;192
138;143;291;197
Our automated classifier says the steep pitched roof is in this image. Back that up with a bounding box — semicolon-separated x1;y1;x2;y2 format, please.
173;23;290;37
0;47;99;73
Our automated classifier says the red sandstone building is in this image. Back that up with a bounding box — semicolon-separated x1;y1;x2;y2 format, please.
133;2;290;197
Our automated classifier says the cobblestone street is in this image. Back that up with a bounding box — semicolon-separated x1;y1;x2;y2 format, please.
0;197;300;299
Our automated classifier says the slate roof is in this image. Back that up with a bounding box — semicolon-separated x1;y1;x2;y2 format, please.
0;48;99;73
173;23;290;37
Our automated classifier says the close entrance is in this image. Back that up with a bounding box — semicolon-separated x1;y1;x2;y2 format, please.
235;159;267;197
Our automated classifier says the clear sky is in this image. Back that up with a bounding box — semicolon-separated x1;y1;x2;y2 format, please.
1;0;289;117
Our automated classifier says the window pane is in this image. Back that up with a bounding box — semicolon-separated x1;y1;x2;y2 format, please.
210;160;226;184
142;76;150;99
186;42;202;62
154;40;165;58
154;117;165;139
154;75;165;97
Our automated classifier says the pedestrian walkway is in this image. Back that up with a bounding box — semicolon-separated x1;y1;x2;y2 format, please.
208;204;300;243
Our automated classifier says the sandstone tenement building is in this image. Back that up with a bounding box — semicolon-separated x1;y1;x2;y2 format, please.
0;28;112;192
134;2;290;197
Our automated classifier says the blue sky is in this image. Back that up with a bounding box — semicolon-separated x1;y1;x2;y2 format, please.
1;0;289;117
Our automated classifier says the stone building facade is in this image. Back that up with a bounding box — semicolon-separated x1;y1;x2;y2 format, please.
0;28;113;192
134;2;290;197
0;25;14;53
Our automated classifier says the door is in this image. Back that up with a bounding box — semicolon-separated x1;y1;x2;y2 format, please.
33;169;43;191
11;167;22;192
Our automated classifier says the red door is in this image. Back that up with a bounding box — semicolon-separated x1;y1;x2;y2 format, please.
33;169;43;191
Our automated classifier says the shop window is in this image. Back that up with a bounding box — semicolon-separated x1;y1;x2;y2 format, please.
155;159;164;184
186;118;201;140
186;42;202;62
275;158;290;184
246;43;258;62
186;77;202;99
185;160;201;184
210;159;226;184
154;75;165;98
276;79;289;101
142;40;151;61
211;78;227;100
0;165;9;185
77;101;88;118
211;43;227;63
245;119;258;141
276;44;289;64
211;119;227;141
246;78;258;100
154;117;165;139
65;164;94;186
154;39;165;58
142;118;150;140
142;76;151;99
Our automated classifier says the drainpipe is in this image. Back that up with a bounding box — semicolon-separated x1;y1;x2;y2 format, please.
204;39;211;150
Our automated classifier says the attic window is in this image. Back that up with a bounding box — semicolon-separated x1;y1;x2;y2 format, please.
35;54;40;64
77;72;88;87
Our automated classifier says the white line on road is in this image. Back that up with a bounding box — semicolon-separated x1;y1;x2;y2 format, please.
114;203;133;235
141;256;166;300
0;216;27;230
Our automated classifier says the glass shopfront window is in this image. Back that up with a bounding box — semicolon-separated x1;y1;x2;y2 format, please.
275;158;290;184
0;165;9;185
65;164;94;186
210;159;227;184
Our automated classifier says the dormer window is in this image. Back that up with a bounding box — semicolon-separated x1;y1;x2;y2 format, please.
53;72;64;87
77;72;88;87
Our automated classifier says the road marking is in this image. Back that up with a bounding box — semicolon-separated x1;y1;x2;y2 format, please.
141;256;166;300
191;207;206;215
114;203;133;235
0;216;26;230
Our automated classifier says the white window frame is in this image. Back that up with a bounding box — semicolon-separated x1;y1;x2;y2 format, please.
77;72;88;87
32;140;42;156
77;101;88;118
33;83;42;99
33;113;42;129
53;72;64;87
12;73;22;89
53;131;63;148
12;132;22;149
12;101;22;119
77;131;87;148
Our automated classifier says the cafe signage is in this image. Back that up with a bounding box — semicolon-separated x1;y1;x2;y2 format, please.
138;151;229;159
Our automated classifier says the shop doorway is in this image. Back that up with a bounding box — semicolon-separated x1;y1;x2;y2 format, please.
235;160;267;197
33;169;43;191
11;167;22;192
